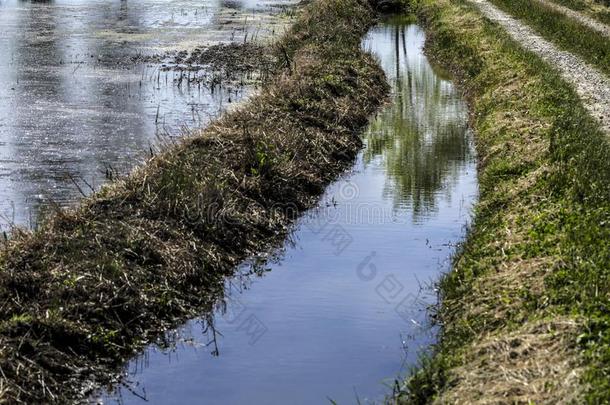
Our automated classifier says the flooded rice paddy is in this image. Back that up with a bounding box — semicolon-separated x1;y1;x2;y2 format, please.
0;0;293;228
95;19;477;404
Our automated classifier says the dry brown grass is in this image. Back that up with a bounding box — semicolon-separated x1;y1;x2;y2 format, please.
438;319;585;404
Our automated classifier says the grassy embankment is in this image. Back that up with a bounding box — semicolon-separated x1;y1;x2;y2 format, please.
391;0;610;403
0;0;388;402
488;0;610;76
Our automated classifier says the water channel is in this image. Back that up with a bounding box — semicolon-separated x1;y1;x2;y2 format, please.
95;18;478;405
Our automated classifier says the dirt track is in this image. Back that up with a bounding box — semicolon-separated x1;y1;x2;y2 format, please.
471;0;610;134
536;0;610;38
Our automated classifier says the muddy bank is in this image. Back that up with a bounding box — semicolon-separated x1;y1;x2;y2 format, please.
0;0;388;402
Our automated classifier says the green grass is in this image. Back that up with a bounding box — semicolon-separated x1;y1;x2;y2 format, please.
392;0;610;402
489;0;610;76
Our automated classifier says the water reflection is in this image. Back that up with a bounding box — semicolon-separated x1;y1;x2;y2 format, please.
97;21;477;405
0;0;293;229
363;20;472;219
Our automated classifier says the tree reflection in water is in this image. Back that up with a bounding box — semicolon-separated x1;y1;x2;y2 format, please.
363;21;472;220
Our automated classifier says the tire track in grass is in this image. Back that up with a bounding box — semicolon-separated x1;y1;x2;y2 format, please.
471;0;610;135
537;0;610;37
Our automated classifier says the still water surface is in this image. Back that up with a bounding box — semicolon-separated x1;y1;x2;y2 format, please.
0;0;292;228
97;20;477;404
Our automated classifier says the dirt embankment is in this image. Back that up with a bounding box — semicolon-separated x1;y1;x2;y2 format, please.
0;0;388;402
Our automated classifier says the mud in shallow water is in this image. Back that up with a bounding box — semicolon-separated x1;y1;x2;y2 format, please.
96;19;477;405
162;42;277;88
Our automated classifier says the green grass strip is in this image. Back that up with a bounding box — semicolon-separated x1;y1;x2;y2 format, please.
393;0;610;402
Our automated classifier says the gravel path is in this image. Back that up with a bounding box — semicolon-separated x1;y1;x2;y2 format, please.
536;0;610;38
471;0;610;135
